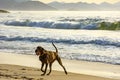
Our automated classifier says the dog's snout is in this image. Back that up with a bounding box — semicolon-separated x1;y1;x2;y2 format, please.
35;49;39;56
35;49;37;53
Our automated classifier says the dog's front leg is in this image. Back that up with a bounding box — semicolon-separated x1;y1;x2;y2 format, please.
41;63;48;76
41;63;45;72
47;63;52;75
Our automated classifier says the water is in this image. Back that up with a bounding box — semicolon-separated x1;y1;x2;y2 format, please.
0;11;120;65
2;11;120;29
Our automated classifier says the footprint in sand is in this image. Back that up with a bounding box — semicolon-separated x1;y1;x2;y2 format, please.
21;68;26;70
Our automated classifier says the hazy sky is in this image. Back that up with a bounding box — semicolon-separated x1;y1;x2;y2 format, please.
37;0;120;4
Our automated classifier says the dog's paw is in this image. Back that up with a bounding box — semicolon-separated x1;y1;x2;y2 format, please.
46;73;50;75
41;74;45;76
65;71;68;75
41;70;45;72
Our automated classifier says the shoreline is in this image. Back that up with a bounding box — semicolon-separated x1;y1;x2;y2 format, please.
0;52;120;80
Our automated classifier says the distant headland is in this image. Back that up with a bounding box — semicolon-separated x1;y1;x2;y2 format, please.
0;10;9;13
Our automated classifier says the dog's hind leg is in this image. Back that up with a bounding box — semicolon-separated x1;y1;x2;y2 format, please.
57;56;68;75
47;63;52;75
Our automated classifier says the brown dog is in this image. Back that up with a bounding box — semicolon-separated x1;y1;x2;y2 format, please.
35;42;67;76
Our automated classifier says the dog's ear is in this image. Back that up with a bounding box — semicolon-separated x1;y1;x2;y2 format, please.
37;46;44;51
37;46;45;54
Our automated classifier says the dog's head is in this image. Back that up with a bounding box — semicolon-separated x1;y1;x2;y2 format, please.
35;46;44;56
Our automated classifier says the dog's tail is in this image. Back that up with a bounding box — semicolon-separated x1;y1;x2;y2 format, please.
52;42;58;53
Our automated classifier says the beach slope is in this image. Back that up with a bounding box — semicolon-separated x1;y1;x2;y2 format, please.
0;52;120;80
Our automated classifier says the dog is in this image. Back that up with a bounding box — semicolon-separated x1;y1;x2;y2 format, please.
35;42;67;76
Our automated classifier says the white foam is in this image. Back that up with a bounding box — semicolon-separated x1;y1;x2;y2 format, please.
0;25;120;65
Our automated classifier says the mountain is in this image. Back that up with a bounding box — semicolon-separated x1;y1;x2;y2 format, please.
48;2;99;10
48;1;65;10
0;0;120;11
0;0;56;11
16;1;56;10
99;2;114;10
113;1;120;10
48;1;120;11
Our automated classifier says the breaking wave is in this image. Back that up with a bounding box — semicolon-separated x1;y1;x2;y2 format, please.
4;20;98;29
0;36;120;47
4;18;120;30
60;53;120;65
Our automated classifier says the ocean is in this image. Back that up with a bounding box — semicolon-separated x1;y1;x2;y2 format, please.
0;11;120;65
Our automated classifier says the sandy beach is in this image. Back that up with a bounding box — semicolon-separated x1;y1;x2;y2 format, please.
0;52;120;80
